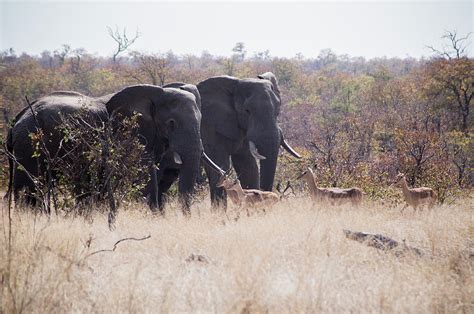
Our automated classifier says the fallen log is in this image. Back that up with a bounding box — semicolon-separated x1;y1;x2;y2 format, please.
343;229;423;256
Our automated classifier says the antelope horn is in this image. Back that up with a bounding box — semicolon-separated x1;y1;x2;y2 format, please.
226;167;234;177
296;170;308;180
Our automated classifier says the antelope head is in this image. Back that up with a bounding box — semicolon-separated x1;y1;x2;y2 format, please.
216;168;238;189
394;172;406;187
297;167;314;180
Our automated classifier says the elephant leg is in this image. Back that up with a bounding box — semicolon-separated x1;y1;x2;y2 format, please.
146;165;159;212
157;189;165;213
231;148;259;189
157;171;179;214
203;145;230;208
13;167;36;207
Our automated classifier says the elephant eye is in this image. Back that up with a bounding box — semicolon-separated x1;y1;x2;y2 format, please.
166;119;176;132
245;109;250;114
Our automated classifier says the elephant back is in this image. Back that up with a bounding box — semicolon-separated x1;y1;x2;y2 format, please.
10;91;109;174
15;91;108;131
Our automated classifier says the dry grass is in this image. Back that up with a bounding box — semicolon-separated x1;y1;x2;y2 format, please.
1;196;473;313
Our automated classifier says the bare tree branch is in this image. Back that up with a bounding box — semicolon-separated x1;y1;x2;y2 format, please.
85;235;151;258
107;26;140;63
426;30;472;60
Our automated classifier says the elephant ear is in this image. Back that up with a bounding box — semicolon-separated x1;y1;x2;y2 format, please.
105;84;165;123
257;72;281;99
164;82;201;111
197;76;240;141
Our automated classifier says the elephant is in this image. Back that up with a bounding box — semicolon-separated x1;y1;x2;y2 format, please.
197;72;301;207
7;85;223;213
102;84;223;213
142;82;201;211
6;91;111;207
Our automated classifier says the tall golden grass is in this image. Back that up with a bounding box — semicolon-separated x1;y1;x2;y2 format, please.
1;196;473;313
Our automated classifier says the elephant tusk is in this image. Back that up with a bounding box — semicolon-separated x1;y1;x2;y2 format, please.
281;139;302;159
249;141;266;160
173;152;183;165
279;129;302;159
201;152;225;176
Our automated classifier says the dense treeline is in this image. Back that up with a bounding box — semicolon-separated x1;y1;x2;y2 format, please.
0;33;472;202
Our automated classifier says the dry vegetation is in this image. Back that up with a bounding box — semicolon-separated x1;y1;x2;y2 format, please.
0;29;472;313
1;195;473;313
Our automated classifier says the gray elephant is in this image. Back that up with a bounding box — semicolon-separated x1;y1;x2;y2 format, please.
7;85;223;213
105;84;224;214
6;91;111;207
144;82;203;211
197;72;301;206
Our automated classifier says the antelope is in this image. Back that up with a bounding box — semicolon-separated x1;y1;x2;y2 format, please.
395;173;436;211
276;180;296;199
216;175;279;215
297;167;363;206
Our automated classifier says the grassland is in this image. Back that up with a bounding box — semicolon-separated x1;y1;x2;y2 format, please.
1;196;473;313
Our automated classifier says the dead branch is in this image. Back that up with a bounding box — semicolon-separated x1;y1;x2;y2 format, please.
85;235;151;258
185;254;209;264
426;30;472;60
343;229;423;256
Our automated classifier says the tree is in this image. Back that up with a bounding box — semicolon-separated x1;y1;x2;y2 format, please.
427;30;472;60
129;51;169;86
53;44;71;66
222;42;247;76
107;26;140;63
232;42;246;61
427;31;473;133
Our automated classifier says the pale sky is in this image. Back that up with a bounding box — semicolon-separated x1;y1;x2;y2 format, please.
1;1;472;59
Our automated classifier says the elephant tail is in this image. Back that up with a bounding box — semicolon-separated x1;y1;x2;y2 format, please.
4;127;14;201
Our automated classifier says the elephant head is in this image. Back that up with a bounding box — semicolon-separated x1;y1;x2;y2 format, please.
163;82;202;110
105;84;221;212
198;72;300;192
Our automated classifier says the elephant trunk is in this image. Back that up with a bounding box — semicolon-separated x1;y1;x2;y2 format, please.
177;150;201;214
170;131;202;215
258;148;279;191
248;128;280;192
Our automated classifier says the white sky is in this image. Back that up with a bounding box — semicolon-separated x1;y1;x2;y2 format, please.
1;0;472;59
